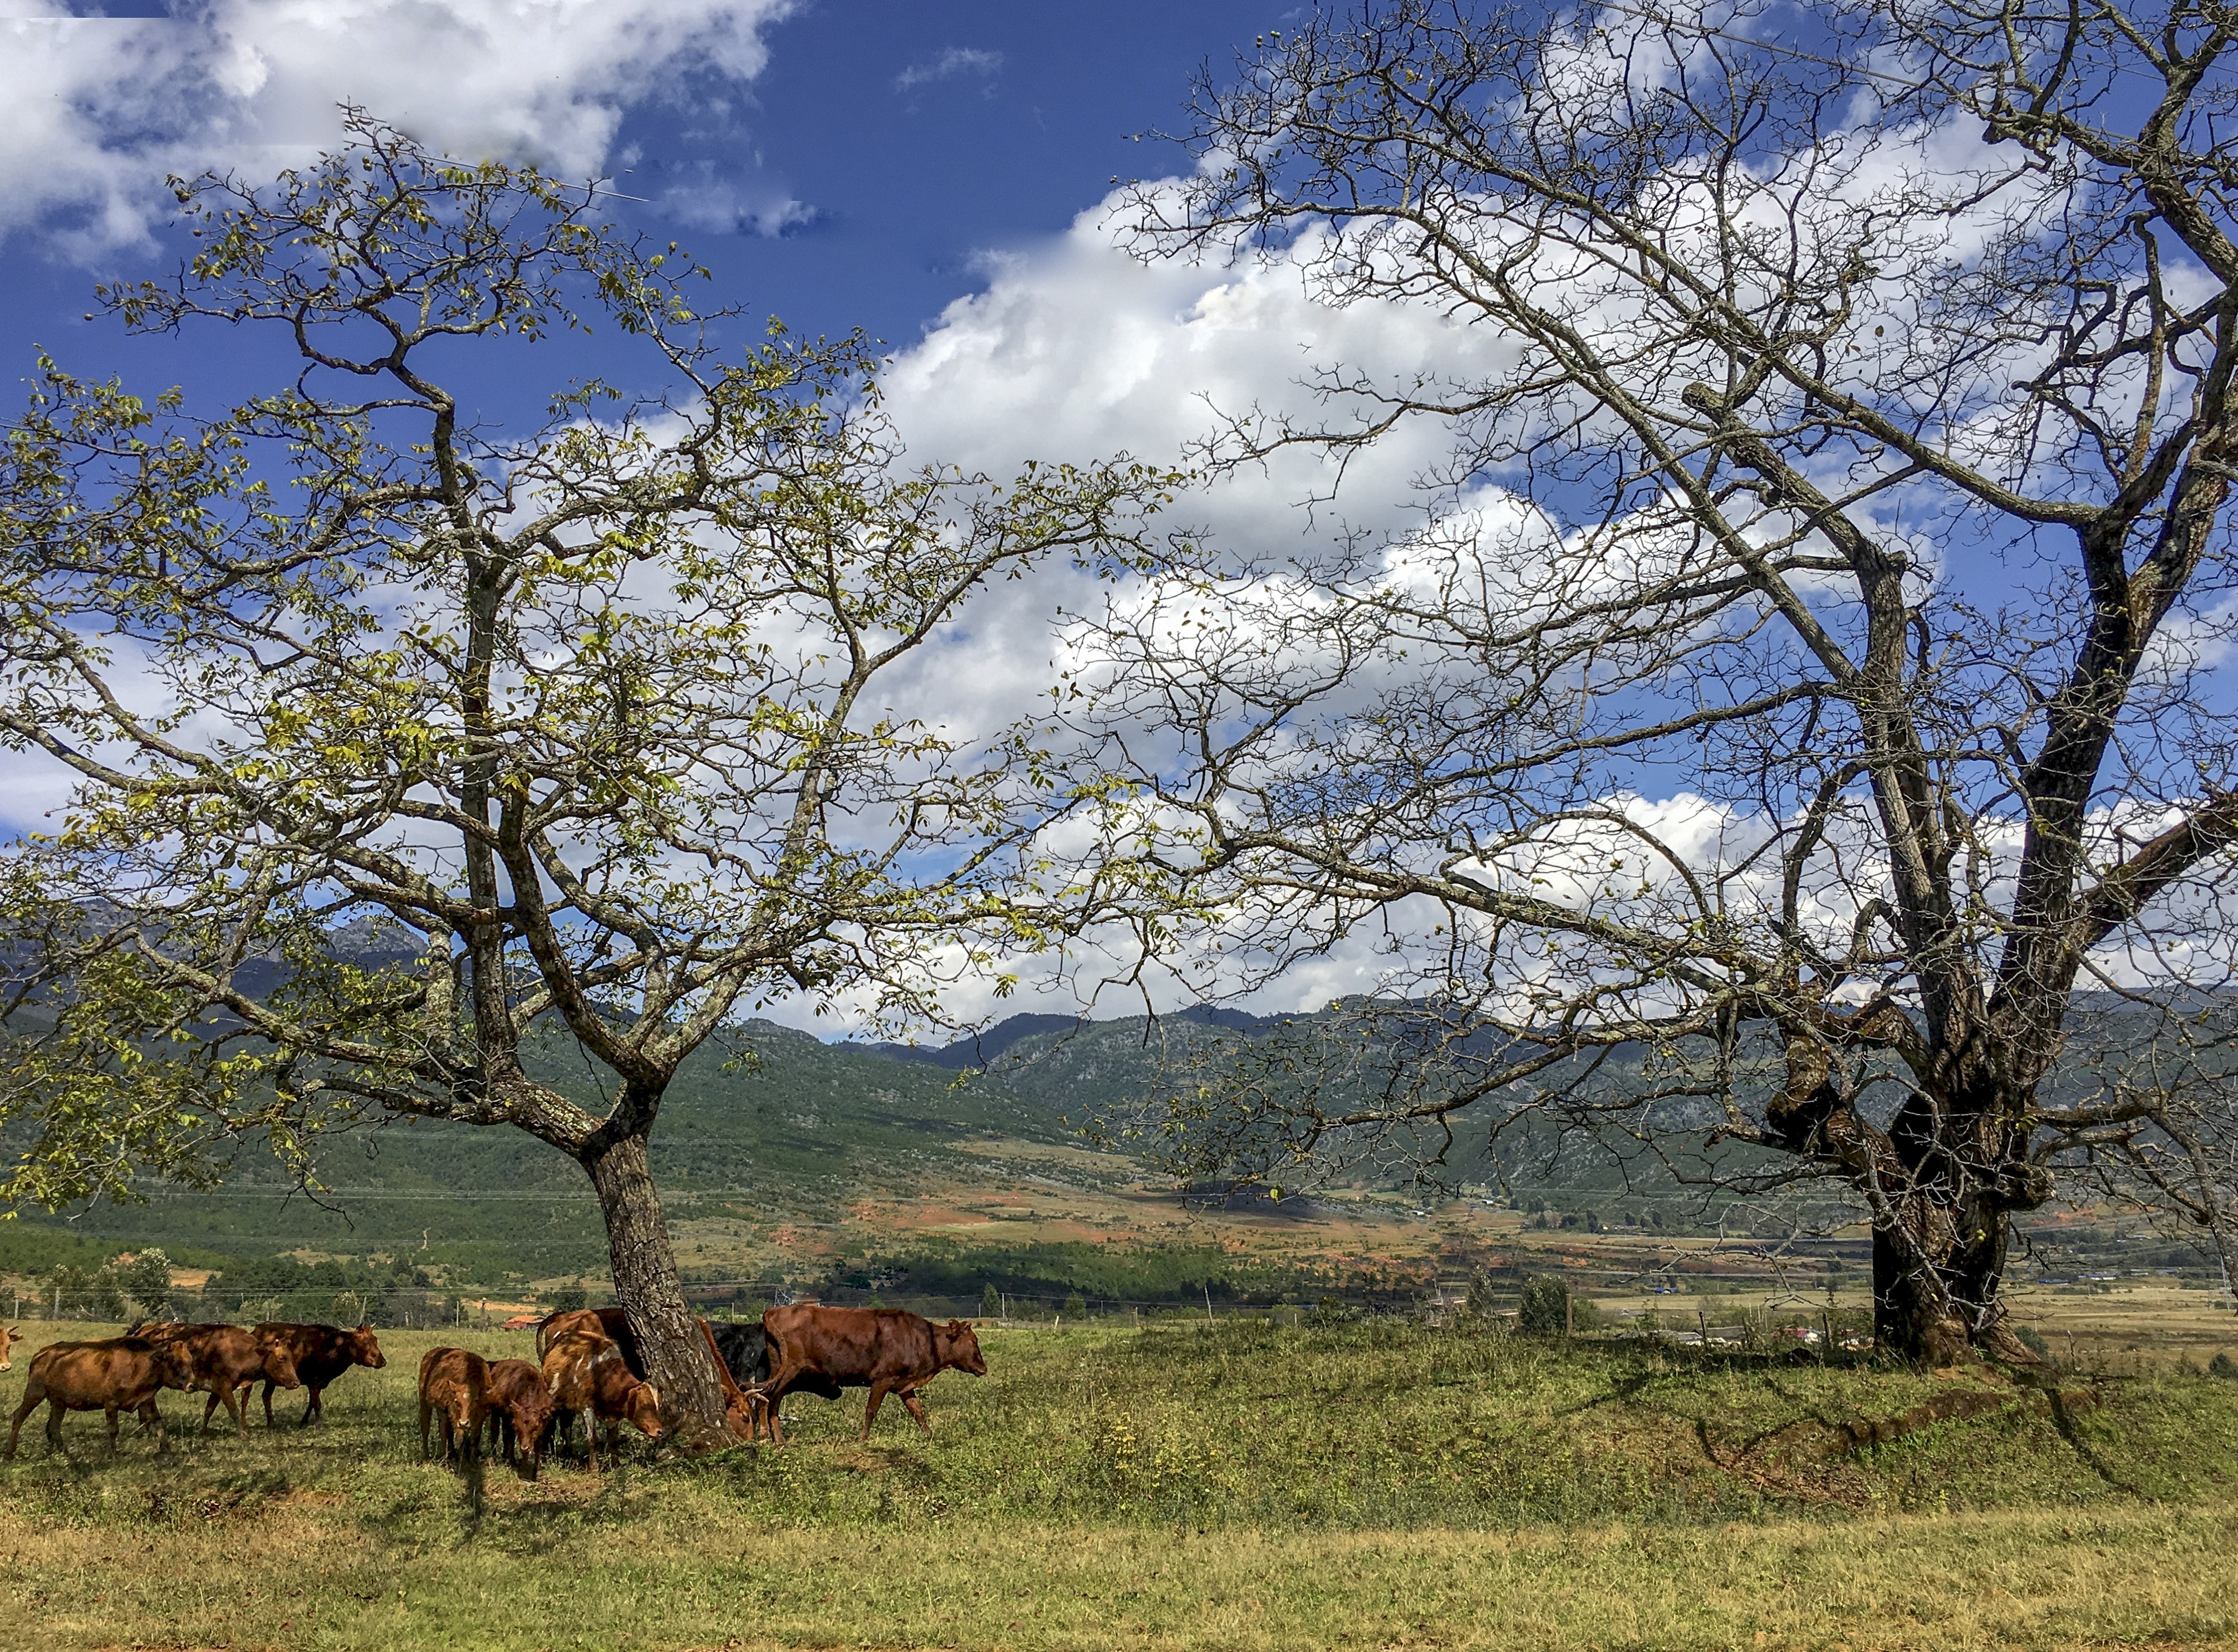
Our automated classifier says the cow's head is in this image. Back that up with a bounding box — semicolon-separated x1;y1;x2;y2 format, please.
148;1338;195;1390
722;1391;759;1444
935;1320;987;1376
625;1382;665;1440
347;1325;387;1369
0;1325;18;1370
511;1386;555;1476
256;1330;302;1389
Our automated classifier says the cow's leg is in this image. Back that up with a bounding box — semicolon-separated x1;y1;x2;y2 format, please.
756;1352;810;1445
261;1379;276;1428
861;1380;894;1440
899;1389;933;1435
303;1385;323;1425
221;1379;249;1439
419;1397;434;1460
4;1384;40;1459
45;1398;65;1453
138;1399;166;1453
199;1388;222;1434
105;1404;121;1452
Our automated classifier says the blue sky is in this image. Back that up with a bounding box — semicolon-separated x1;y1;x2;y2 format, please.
0;0;1481;1023
0;1;1289;419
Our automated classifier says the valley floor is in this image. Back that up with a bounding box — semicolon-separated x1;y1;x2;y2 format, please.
2;1320;2233;1650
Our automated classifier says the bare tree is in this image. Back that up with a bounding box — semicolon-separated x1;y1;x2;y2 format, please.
0;117;1174;1442
1064;0;2238;1362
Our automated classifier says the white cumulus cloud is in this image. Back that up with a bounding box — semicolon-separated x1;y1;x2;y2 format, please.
0;0;794;254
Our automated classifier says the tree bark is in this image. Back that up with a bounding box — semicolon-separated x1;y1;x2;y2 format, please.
1872;1210;1996;1366
579;1126;735;1450
1867;1071;2047;1366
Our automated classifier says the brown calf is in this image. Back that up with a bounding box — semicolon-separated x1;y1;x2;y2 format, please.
5;1337;186;1458
0;1325;19;1371
416;1347;490;1465
134;1323;302;1437
252;1322;385;1426
536;1306;755;1443
541;1329;662;1472
758;1305;987;1444
480;1357;554;1479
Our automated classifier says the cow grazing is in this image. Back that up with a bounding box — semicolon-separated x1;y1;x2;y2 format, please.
0;1325;19;1371
5;1337;186;1458
417;1347;490;1464
133;1323;302;1438
688;1317;768;1443
540;1329;662;1471
757;1305;987;1444
252;1322;385;1426
480;1357;554;1478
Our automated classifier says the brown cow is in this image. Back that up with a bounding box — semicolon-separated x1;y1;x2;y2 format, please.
536;1306;757;1442
417;1347;490;1464
5;1336;187;1458
0;1325;19;1371
252;1322;386;1426
536;1306;635;1366
480;1357;554;1479
134;1322;301;1437
133;1316;306;1433
757;1305;987;1444
540;1329;662;1471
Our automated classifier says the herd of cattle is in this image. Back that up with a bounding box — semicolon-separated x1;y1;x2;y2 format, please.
0;1303;988;1475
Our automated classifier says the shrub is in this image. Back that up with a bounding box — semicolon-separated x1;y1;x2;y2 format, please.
2210;1351;2237;1379
1063;1291;1087;1318
548;1282;589;1313
981;1282;1002;1320
1518;1276;1574;1336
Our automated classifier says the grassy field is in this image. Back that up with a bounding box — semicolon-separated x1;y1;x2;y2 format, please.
2;1317;2234;1649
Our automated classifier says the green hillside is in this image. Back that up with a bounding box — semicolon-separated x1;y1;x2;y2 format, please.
1;1019;1089;1287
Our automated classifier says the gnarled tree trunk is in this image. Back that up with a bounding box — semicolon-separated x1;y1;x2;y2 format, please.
1868;1066;2050;1365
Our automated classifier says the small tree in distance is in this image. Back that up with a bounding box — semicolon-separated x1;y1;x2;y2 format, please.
1516;1276;1571;1337
0;116;1176;1444
116;1248;176;1322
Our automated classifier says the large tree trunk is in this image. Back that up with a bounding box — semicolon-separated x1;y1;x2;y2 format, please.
580;1126;735;1450
1871;1207;2002;1366
1867;1067;2047;1367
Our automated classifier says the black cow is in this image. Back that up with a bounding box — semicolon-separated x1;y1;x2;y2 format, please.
706;1319;837;1442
